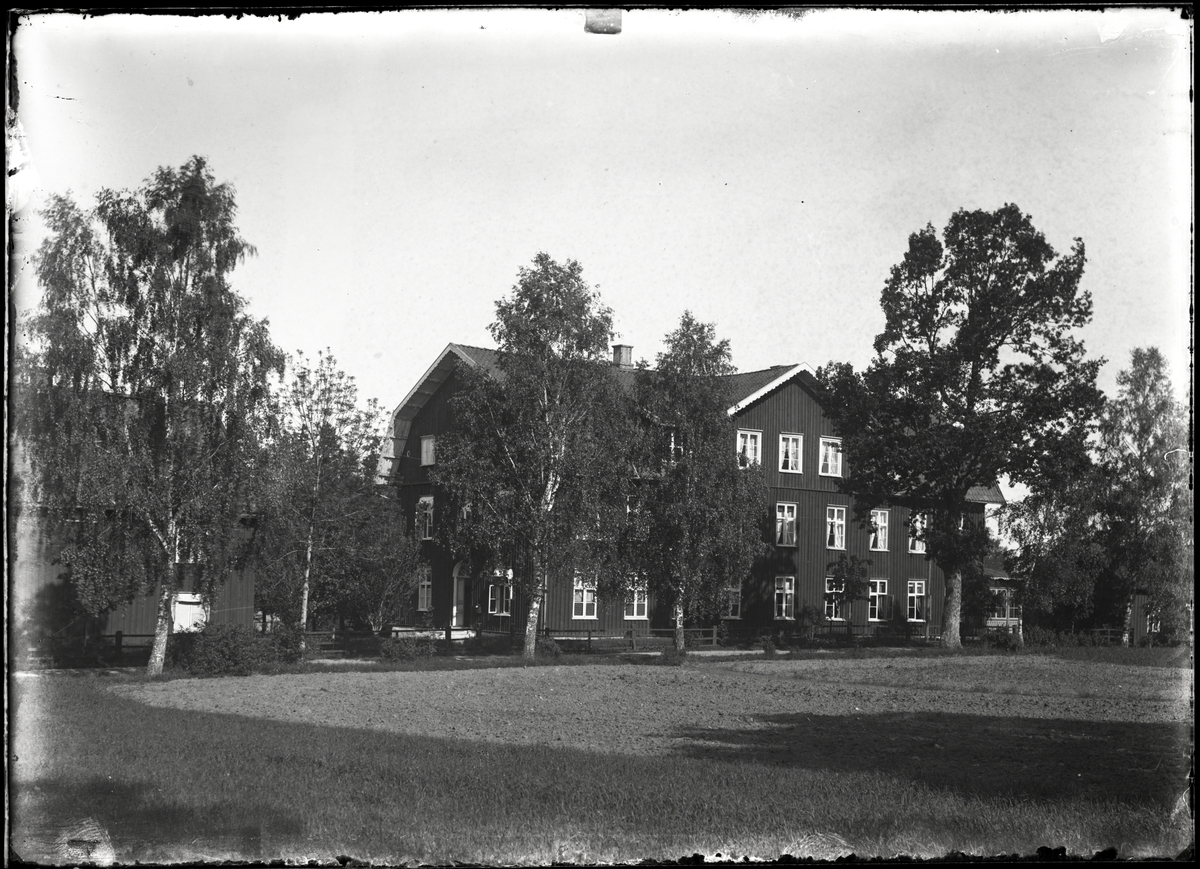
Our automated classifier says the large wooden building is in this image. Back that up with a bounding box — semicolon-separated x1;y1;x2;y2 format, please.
379;342;1007;642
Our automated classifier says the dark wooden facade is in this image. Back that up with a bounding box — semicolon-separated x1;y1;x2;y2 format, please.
383;343;1008;641
11;510;257;644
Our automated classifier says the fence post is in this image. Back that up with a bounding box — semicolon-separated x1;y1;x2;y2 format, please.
115;631;123;665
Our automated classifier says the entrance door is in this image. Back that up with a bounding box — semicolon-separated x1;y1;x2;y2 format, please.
452;567;466;628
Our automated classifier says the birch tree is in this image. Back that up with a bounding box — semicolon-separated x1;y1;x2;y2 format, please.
19;156;283;676
432;253;627;659
819;204;1103;649
635;313;769;651
251;350;385;646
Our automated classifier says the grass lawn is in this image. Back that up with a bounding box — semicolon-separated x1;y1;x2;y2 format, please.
9;648;1193;865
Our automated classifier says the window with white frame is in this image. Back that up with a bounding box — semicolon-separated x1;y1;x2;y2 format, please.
826;506;846;550
869;509;889;551
416;496;434;540
572;575;597;619
819;437;843;477
420;435;436;466
723;585;742;619
488;573;513;616
417;566;432;612
774;576;795;620
907;579;927;622
775;502;797;547
869;579;891;621
779;433;803;473
909;513;926;553
737;429;761;466
824;577;845;621
624;582;648;620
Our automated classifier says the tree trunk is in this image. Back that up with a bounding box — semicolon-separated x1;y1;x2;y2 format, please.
941;567;962;650
674;600;686;652
298;526;314;651
523;582;543;660
146;582;175;677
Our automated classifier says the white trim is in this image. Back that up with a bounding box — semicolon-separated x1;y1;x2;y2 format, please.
869;509;889;552
778;432;804;474
869;578;890;622
824;576;846;621
818;437;843;477
726;363;817;415
736;429;762;466
376;343;484;482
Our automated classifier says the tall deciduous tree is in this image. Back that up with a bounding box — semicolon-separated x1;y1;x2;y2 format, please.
1097;348;1191;641
635;313;768;651
1002;348;1191;642
19;156;283;675
251;350;387;645
433;253;629;659
819;204;1103;649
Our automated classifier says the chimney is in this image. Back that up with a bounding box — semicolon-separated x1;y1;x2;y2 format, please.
612;344;633;369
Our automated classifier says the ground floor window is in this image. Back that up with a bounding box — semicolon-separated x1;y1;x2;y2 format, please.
625;583;648;620
488;583;512;616
907;579;927;622
774;576;794;620
417;566;432;612
573;576;597;619
824;577;845;621
987;587;1020;621
869;579;891;621
723;585;742;619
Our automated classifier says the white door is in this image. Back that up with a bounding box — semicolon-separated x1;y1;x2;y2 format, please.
452;576;466;628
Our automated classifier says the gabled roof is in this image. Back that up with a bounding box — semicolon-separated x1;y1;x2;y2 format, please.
724;363;818;415
376;343;496;482
379;344;1007;504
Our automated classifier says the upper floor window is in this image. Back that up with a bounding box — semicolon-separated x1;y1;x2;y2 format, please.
420;435;436;466
774;576;795;620
869;509;889;551
779;434;803;473
775;503;797;547
723;585;742;619
909;512;926;554
417;566;432;612
573;575;597;619
819;438;843;477
826;506;846;550
737;429;761;466
416;496;434;541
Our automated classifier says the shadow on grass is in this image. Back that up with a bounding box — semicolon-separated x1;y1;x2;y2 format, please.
671;710;1190;806
11;777;302;864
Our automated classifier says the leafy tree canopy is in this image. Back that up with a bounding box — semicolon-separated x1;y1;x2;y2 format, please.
818;204;1104;647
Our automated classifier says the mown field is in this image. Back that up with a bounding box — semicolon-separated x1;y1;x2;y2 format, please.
9;648;1193;865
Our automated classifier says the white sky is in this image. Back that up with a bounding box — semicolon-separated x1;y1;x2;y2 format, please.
10;8;1192;426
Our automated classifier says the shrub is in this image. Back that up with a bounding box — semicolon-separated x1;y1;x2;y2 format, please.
714;620;730;648
536;636;562;659
659;645;687;666
166;624;283;676
380;634;438;661
760;637;776;658
1022;625;1057;648
269;623;305;663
